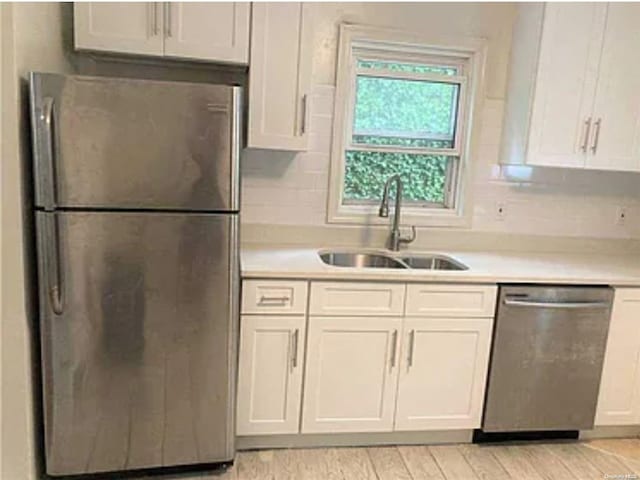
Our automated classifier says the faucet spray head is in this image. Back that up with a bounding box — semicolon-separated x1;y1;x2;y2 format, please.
379;204;389;217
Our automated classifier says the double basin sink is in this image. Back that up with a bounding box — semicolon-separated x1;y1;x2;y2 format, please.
319;250;468;271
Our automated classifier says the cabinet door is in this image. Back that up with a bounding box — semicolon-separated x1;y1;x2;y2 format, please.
596;289;640;426
301;316;401;433
394;318;493;431
526;3;607;168
248;3;313;151
74;2;164;56
164;2;249;63
588;4;640;171
236;315;306;435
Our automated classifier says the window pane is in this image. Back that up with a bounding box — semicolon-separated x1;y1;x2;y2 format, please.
357;59;459;76
353;76;459;148
343;150;451;205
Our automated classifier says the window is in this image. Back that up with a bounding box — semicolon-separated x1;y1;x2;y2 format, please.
328;25;485;227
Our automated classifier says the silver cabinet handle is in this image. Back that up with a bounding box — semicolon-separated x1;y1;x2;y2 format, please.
408;329;416;368
300;94;308;136
39;97;57;211
290;328;300;369
390;329;398;368
148;3;159;36
165;3;172;38
44;214;64;315
258;295;290;306
504;298;609;309
580;117;592;152
591;118;602;154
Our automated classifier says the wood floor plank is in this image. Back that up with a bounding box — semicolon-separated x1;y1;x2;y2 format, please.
543;443;604;479
429;445;480;480
333;447;377;480
520;445;577;480
584;440;640;475
367;446;412;480
293;448;344;480
490;446;545;480
235;450;276;480
398;445;446;480
580;443;639;477
459;444;511;480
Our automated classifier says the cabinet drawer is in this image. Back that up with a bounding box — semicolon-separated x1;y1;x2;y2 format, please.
242;280;308;315
405;284;497;317
309;282;405;316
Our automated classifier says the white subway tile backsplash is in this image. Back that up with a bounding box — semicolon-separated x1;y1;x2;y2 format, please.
241;85;640;240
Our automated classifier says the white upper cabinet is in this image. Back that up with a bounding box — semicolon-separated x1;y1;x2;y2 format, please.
501;3;640;172
588;4;640;171
74;2;250;65
74;3;164;56
526;3;606;168
248;2;313;151
163;3;249;63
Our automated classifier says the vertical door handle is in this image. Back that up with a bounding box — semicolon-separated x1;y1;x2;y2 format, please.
300;94;308;136
148;3;159;36
290;328;300;369
45;214;64;315
38;97;57;211
580;117;592;152
165;3;172;38
591;118;602;154
408;329;416;368
390;329;398;368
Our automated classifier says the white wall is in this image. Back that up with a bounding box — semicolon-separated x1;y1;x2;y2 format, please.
241;2;640;243
1;4;72;479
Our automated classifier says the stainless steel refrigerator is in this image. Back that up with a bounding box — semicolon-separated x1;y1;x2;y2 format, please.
29;72;241;476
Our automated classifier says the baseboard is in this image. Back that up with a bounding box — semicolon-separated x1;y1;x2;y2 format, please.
236;430;473;450
579;425;640;439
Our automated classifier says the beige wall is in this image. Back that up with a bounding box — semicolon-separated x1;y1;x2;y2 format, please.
1;3;72;479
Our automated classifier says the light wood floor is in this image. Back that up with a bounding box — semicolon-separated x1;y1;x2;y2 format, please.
160;438;640;479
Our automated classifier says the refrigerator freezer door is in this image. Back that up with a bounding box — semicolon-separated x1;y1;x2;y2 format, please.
35;211;239;475
30;73;241;212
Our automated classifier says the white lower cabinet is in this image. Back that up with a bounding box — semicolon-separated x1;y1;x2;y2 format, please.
301;316;402;433
236;315;306;435
394;318;493;431
237;279;498;438
596;288;640;426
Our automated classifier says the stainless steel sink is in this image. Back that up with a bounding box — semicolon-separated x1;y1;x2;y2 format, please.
319;251;407;269
318;250;468;271
399;255;468;271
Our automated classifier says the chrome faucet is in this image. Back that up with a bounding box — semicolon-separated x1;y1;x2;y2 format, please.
378;175;417;251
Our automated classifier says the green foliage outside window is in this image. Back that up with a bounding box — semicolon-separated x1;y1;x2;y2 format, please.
343;61;460;206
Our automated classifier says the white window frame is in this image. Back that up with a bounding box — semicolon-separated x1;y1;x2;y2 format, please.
327;24;487;227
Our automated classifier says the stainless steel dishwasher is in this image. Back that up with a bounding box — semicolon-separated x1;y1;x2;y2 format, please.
482;285;613;433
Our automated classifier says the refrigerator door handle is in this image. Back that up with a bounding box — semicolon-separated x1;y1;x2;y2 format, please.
44;213;64;315
230;87;242;211
39;97;57;210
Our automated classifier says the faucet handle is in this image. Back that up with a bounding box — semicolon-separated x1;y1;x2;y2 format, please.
399;225;417;246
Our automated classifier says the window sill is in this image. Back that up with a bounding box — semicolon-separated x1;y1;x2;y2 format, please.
327;205;471;228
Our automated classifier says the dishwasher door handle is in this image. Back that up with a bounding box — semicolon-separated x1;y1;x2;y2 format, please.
504;298;610;309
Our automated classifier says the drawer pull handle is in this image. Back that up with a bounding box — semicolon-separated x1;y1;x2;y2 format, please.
258;295;290;306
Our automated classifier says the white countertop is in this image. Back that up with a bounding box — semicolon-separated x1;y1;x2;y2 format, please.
241;247;640;286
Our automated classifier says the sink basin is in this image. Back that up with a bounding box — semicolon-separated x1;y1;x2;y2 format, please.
399;255;468;271
319;251;407;269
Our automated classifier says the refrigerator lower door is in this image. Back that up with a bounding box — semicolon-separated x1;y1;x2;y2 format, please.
36;211;239;475
30;73;241;212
